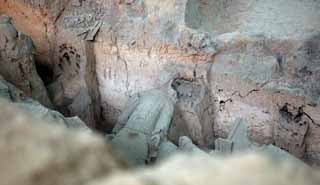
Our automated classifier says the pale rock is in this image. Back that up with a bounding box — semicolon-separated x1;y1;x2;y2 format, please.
0;100;127;185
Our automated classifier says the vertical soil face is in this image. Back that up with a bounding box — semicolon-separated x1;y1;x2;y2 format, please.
185;0;320;37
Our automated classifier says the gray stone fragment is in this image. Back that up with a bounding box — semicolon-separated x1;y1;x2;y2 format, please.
178;136;208;156
157;140;178;162
214;138;233;154
214;118;258;154
0;80;11;100
110;89;175;165
0;15;52;108
215;118;306;165
111;127;148;165
227;118;257;152
113;89;174;135
0;77;88;130
0;100;127;185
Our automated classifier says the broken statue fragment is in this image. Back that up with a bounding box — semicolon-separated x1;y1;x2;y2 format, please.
109;84;176;165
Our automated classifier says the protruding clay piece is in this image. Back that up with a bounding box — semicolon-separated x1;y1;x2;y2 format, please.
157;140;178;162
110;86;176;165
214;138;233;154
0;15;53;108
215;118;306;165
0;76;88;131
0;15;17;49
178;136;208;156
227;118;257;151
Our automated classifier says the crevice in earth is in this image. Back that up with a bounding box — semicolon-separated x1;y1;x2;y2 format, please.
53;5;66;24
114;36;130;96
84;41;103;130
35;62;55;86
230;81;271;99
218;98;232;112
302;109;319;127
231;89;260;99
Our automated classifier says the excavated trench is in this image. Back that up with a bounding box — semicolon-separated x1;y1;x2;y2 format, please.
1;0;320;165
